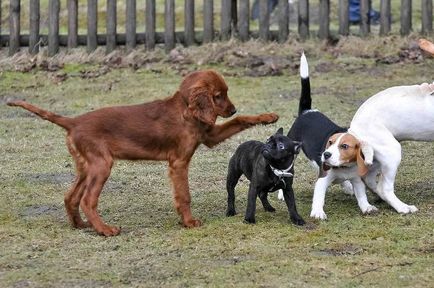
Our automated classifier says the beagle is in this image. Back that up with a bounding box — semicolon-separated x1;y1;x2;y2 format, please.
278;53;375;219
349;81;434;214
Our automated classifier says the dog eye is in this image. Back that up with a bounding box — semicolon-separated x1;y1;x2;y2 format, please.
340;144;349;150
278;143;285;149
214;94;222;101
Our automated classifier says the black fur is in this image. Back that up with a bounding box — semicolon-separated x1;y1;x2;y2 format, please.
288;64;347;169
226;128;305;225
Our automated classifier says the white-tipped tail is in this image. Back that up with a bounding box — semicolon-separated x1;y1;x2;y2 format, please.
300;52;309;79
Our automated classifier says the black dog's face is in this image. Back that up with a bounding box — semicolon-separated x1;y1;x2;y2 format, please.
262;128;301;166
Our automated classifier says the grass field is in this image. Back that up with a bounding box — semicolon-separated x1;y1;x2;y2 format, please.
0;36;433;287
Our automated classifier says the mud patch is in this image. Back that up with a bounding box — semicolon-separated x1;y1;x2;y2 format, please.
57;280;112;288
312;244;363;256
19;172;75;185
20;204;63;218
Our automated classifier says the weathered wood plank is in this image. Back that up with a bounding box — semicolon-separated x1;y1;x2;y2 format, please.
106;0;116;53
48;0;60;56
87;0;97;52
278;0;289;42
380;0;391;35
421;0;432;34
9;0;20;55
318;0;330;39
400;0;412;35
360;0;370;36
221;0;232;40
259;0;269;41
29;0;40;54
67;0;78;48
146;0;156;49
164;0;175;52
338;0;349;36
298;0;309;39
184;0;195;46
126;0;136;50
238;0;250;41
203;0;214;43
125;0;137;51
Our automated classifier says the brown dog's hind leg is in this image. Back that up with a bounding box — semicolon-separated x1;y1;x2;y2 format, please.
168;159;201;228
65;137;91;229
79;153;120;236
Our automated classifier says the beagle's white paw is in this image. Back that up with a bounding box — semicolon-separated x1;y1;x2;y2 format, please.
310;209;327;220
362;204;379;214
396;204;418;214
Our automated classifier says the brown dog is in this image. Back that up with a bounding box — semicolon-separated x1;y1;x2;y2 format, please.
8;70;278;236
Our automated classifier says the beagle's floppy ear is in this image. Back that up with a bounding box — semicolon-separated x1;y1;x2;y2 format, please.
187;84;217;126
319;163;330;178
356;146;369;177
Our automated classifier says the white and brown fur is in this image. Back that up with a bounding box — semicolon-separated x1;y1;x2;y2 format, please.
279;53;375;220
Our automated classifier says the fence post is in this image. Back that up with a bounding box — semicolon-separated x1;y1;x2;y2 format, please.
238;0;249;41
221;0;232;40
379;0;391;35
0;0;2;47
9;0;20;56
400;0;412;35
339;0;349;36
87;0;97;53
165;0;175;52
278;0;289;43
29;0;40;54
259;0;269;41
126;0;136;50
68;0;78;48
203;0;214;43
106;0;116;53
231;0;237;33
360;0;370;36
184;0;195;46
318;0;329;39
421;0;432;34
298;0;309;40
146;0;156;50
48;0;59;56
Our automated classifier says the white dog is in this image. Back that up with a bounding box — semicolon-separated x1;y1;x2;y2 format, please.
349;82;434;214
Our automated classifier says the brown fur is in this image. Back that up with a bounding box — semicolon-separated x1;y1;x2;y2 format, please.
7;70;278;236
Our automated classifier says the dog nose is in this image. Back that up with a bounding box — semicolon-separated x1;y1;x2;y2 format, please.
230;107;237;116
323;152;332;160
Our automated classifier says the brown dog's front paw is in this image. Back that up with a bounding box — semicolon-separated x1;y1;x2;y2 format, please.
259;113;279;125
183;218;202;228
97;225;121;236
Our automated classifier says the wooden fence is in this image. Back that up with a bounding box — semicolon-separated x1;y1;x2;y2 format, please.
1;0;433;56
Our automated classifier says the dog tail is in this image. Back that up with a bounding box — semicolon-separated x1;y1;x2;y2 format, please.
7;100;74;130
298;52;311;116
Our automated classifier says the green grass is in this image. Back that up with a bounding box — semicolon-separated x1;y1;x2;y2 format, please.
1;38;434;287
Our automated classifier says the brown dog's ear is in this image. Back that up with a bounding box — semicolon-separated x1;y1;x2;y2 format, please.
357;146;368;177
188;85;217;126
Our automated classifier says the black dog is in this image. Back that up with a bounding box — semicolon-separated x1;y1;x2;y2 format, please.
226;128;305;225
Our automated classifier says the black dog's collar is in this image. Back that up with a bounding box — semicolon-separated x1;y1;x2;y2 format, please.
269;156;296;178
